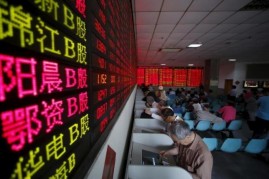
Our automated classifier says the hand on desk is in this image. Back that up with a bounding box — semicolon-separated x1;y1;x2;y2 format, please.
159;150;167;157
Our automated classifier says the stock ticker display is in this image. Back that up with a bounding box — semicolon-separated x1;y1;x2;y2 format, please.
137;67;203;87
0;0;136;178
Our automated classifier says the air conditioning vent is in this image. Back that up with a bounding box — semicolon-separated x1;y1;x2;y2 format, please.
240;0;269;11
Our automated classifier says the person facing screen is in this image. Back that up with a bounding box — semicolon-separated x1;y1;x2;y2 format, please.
160;121;213;179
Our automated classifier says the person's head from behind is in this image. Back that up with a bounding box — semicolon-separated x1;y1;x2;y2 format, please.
158;100;168;108
227;100;235;106
161;108;174;123
167;121;192;144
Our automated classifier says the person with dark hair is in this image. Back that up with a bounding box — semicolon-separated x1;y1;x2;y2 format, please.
145;96;158;108
161;108;179;123
160;121;213;179
144;104;182;121
217;101;236;125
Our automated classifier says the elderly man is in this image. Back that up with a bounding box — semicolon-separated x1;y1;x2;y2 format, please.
160;121;213;179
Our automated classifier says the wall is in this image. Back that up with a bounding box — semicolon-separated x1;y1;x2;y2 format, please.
218;62;269;96
85;87;136;179
218;61;235;89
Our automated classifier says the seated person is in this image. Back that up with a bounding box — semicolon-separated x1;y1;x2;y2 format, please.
144;100;173;120
195;104;224;125
160;121;213;179
172;99;184;115
161;108;183;123
217;101;236;125
145;96;158;108
144;107;183;122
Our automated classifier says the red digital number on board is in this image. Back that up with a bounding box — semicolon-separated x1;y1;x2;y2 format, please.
97;89;107;101
98;9;106;25
97;74;107;84
110;108;116;120
110;76;115;83
98;0;106;9
96;39;106;54
110;86;115;95
94;18;106;39
109;98;115;107
96;102;107;120
100;117;108;133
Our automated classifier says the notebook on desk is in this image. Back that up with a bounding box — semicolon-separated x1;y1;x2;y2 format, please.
142;150;170;166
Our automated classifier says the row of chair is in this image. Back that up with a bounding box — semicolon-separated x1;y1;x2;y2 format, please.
185;119;242;132
203;138;268;154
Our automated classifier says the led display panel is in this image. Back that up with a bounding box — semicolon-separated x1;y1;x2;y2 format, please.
137;67;203;87
0;0;136;178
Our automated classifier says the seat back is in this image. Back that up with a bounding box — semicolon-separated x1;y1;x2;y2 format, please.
244;139;267;154
212;121;226;131
184;120;194;130
183;112;192;120
220;138;242;153
227;120;243;131
195;120;211;131
203;138;218;151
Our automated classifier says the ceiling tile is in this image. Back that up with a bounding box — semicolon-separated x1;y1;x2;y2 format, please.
158;12;184;24
229;24;257;33
222;11;260;24
174;24;196;33
216;33;237;40
135;0;163;11
197;33;221;42
149;45;161;50
136;25;155;33
180;12;209;24
210;24;237;33
201;12;234;24
188;0;222;11
183;33;204;40
163;39;179;48
136;33;152;39
214;0;252;11
244;11;269;24
192;24;216;33
151;38;166;46
155;24;175;32
162;0;192;11
251;24;269;33
175;40;194;48
136;12;159;25
169;32;186;39
153;33;170;40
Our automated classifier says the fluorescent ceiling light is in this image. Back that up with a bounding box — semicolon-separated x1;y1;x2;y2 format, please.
160;64;166;66
228;59;237;62
188;64;194;66
159;48;182;52
187;43;202;48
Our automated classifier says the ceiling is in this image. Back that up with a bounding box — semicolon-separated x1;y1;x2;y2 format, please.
132;0;269;67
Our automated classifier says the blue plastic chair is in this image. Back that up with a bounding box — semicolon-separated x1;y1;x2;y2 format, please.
244;139;267;154
212;121;226;131
183;112;192;120
220;138;242;153
203;138;218;151
227;120;243;131
195;120;211;131
185;120;194;130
